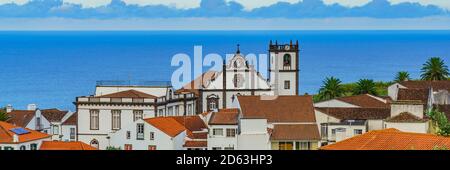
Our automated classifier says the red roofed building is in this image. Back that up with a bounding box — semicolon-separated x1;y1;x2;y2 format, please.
109;115;208;150
320;128;450;150
40;141;97;150
0;121;51;150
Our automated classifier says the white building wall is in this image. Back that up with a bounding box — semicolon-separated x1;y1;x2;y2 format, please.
391;104;424;118
384;122;429;134
314;100;359;108
207;125;238;150
61;125;77;142
367;119;384;131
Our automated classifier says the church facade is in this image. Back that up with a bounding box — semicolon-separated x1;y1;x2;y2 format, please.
182;41;300;113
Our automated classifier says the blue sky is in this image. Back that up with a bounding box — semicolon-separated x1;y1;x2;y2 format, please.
0;0;449;30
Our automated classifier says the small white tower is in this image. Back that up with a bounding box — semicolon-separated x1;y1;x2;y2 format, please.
268;40;299;95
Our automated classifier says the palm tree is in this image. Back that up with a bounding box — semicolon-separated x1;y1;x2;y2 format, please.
421;57;449;81
0;108;10;122
353;79;378;95
394;71;411;82
318;77;344;101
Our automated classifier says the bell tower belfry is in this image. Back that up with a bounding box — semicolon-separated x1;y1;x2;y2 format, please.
268;40;299;95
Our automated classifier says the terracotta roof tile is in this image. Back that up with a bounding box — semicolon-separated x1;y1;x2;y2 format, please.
188;132;208;139
320;128;450;150
270;124;320;141
0;121;51;144
6;110;35;127
97;90;157;98
144;117;186;137
209;109;239;125
336;94;389;108
62;112;77;125
315;107;391;120
40;141;97;150
238;95;316;123
397;88;429;104
399;80;450;91
386;112;427;123
41;109;68;122
183;141;207;148
171;116;208;132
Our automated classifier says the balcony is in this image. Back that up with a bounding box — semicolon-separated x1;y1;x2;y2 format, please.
137;133;144;140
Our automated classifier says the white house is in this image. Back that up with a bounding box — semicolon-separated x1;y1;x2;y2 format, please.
75;83;197;150
384;101;429;134
388;80;450;107
222;95;321;150
207;109;239;150
0;121;51;150
109;115;208;150
61;112;77;142
6;104;51;134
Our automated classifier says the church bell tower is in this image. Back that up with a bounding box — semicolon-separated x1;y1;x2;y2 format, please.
268;40;299;95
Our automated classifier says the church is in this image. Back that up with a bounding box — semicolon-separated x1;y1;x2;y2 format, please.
181;40;300;113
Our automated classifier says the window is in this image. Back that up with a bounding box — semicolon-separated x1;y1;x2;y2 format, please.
168;107;174;116
224;147;234;150
233;74;244;88
133;110;143;121
126;131;131;139
112;110;121;130
90;139;99;149
175;106;180;116
279;142;294;150
212;147;222;150
213;129;223;136
90;110;99;130
331;129;336;136
284;81;290;90
283;54;291;67
187;104;193;115
226;129;236;137
207;95;219;111
150;132;155;140
354;129;363;135
137;123;144;140
158;109;164;117
295;142;311;150
320;124;328;139
70;128;75;140
148;145;157;150
124;144;133;150
30;143;38;150
20;145;26;150
36;117;42;130
53;125;59;135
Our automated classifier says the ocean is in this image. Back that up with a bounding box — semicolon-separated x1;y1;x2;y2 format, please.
0;30;449;111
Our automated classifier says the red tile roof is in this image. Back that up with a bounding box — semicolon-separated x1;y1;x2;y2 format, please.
399;80;450;91
397;88;429;104
315;107;391;120
62;112;77;125
0;121;51;144
40;141;97;150
237;95;316;123
336;94;389;108
97;90;157;98
183;141;207;148
144;116;207;138
41;109;68;122
209;109;240;125
6;110;35;127
188;132;208;140
270;124;320;141
320;129;450;150
144;117;186;137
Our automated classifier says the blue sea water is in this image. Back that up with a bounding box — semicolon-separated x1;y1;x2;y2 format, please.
0;31;449;111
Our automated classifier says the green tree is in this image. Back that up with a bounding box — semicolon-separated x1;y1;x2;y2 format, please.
0;108;10;121
317;77;344;101
427;109;450;137
106;146;121;150
421;57;449;81
394;71;411;82
353;79;378;95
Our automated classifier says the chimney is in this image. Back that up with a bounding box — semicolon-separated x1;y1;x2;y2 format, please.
27;104;37;111
13;134;19;143
6;104;13;113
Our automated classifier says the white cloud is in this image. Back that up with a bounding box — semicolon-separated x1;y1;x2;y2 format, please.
322;0;371;7
124;0;201;9
63;0;111;8
0;0;29;5
228;0;300;10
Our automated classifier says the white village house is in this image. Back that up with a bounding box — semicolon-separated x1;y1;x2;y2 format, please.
0;121;51;150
